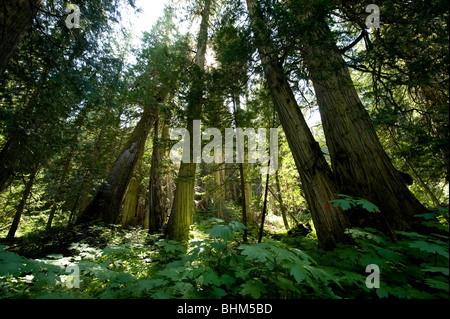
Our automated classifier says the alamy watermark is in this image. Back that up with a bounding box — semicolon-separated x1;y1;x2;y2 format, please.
365;4;380;29
169;120;279;175
365;264;380;289
63;263;80;288
65;3;81;29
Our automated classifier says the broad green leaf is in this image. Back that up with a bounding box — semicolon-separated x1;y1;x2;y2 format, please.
333;248;360;263
330;199;355;211
270;275;299;293
422;267;449;276
376;288;388;299
219;274;235;289
174;281;194;293
396;231;426;239
113;272;135;283
228;221;246;234
408;241;449;259
414;213;437;220
207;225;234;242
133;278;168;291
199;270;220;285
285;263;308;283
211;287;227;299
425;278;449;292
291;248;316;265
239;243;272;263
240;280;266;299
356;199;380;213
266;244;296;263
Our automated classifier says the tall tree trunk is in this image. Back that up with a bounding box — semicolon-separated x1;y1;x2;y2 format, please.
73;108;113;218
245;0;348;250
148;117;166;234
121;153;143;228
0;0;43;79
78;105;157;225
167;0;212;242
275;170;290;230
298;10;429;235
258;165;270;243
213;155;225;219
232;94;249;241
161;124;174;213
6;163;39;240
243;163;253;221
46;131;79;230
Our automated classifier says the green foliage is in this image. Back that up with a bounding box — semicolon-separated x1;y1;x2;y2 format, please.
1;213;448;299
330;194;380;213
0;0;448;301
317;221;449;298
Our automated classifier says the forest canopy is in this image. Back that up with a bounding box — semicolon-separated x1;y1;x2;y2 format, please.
0;0;448;301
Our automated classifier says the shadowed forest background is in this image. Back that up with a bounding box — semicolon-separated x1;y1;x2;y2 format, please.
0;0;448;299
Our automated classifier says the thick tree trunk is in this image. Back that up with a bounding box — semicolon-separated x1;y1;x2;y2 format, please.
78;106;156;225
6;163;39;240
161;124;174;213
0;0;43;79
246;0;348;250
167;161;197;241
148;117;166;234
233;94;249;240
300;15;429;235
167;0;212;242
121;153;143;228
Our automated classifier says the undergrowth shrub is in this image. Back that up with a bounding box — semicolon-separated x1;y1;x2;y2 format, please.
1;210;448;299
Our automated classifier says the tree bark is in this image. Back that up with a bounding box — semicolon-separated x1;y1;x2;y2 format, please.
148;117;166;234
299;11;429;235
258;165;270;243
213;155;225;219
243;163;253;221
6;163;39;240
121;152;143;228
232;94;249;241
161;124;174;213
0;0;43;79
275;170;290;230
77;105;157;225
245;0;348;250
167;0;212;242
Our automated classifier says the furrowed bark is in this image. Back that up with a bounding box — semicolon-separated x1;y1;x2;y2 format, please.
78;105;157;225
299;11;429;235
148;116;165;234
245;0;348;249
121;152;143;228
166;0;212;242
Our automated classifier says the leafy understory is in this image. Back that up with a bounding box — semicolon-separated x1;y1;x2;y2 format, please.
1;215;448;299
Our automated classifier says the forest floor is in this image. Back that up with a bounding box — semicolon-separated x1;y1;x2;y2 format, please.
0;208;448;299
